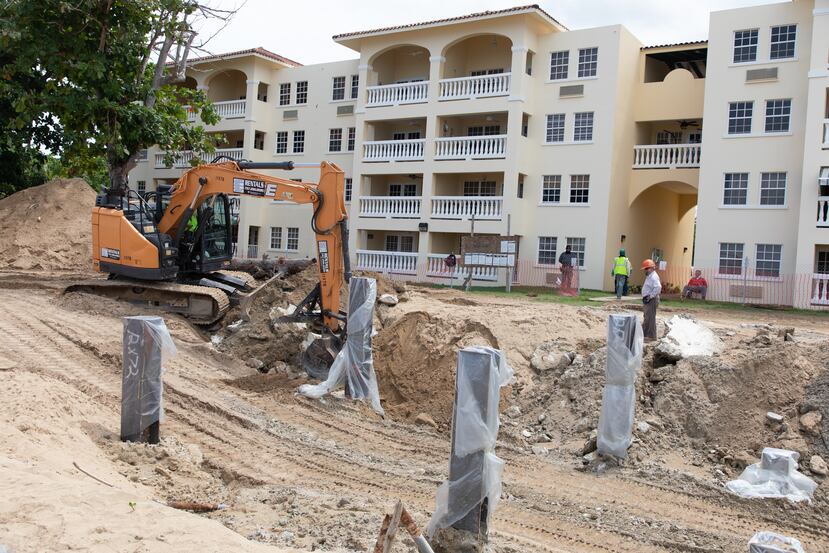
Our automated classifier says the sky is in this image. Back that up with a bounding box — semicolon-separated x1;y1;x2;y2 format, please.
197;0;783;65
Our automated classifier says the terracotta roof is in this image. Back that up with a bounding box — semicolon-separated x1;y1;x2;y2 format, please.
333;5;567;41
184;47;302;67
642;40;708;51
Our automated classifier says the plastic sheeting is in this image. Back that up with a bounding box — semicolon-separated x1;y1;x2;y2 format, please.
121;316;177;442
748;531;806;553
726;448;817;503
426;347;514;538
297;277;383;415
597;313;644;459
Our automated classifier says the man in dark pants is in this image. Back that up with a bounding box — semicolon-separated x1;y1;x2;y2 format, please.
640;258;661;341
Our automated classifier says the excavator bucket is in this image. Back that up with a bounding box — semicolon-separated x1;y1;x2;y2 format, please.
301;334;342;380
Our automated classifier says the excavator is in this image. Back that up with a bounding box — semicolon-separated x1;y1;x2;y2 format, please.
66;159;350;374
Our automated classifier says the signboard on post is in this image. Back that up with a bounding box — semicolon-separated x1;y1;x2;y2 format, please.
460;235;519;268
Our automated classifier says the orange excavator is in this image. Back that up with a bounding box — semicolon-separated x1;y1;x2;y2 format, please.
67;159;350;373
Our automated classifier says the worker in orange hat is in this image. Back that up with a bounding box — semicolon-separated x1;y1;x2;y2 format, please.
641;259;661;340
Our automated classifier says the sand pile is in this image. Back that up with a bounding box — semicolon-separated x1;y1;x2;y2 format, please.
373;311;499;427
0;178;96;272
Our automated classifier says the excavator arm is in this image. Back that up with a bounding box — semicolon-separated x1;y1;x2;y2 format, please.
159;160;350;332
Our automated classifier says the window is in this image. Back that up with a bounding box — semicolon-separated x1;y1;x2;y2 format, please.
296;81;308;104
253;132;265;150
577;47;598;78
270;227;282;250
770;25;796;60
760;172;787;206
765;99;791;133
538;236;557;265
723;173;749;205
467;125;501;136
728;101;753;134
570;175;590;203
719;242;744;275
688;131;702;144
345;178;352;202
347;127;356;151
517;175;524;198
329;128;342;152
286;227;299;251
549;50;569;80
541;175;561;203
545;114;565;143
351;74;359;99
275;131;288;154
463;181;496;196
756;244;782;277
279;83;291;106
385;235;414;253
566;237;586;267
389;183;418;197
292;130;305;153
137;180;146;194
470;68;504;76
137;149;148;161
574;112;593;142
332;76;346;100
733;29;758;63
817;251;829;274
656;131;681;145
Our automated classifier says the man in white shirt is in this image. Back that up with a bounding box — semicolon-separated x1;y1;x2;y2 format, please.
641;258;661;340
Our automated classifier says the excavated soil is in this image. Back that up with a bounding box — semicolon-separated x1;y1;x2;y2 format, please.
0;178;96;272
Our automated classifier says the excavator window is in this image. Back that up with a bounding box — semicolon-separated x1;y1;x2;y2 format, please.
202;195;231;260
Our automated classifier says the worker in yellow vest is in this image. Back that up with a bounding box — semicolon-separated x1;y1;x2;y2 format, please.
610;248;632;299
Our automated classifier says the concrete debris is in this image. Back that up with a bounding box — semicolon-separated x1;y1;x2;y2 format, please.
531;445;549;456
582;430;598;455
521;429;533;438
799;411;822;436
245;358;264;371
726;448;817;503
506;405;521;418
377;293;399;306
810;454;828;476
530;341;575;374
766;412;784;424
227;319;244;333
654;316;722;363
636;421;652;435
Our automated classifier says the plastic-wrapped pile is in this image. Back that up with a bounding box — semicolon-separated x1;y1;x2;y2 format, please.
426;346;514;537
748;531;805;553
297;277;383;415
726;448;817;503
597;314;643;459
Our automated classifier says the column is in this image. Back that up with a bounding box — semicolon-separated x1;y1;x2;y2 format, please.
355;63;372;113
508;46;528;103
244;79;259;122
428;55;445;103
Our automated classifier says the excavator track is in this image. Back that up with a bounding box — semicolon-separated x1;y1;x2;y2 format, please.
215;270;257;289
64;279;230;325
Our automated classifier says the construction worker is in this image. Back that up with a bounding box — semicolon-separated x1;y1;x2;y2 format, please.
186;212;198;233
610;248;632;299
641;258;661;341
558;245;577;292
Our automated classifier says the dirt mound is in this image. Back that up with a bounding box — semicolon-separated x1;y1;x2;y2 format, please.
373;311;499;427
0;178;96;272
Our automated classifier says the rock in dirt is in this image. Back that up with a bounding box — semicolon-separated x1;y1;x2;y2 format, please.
636;421;652;435
766;412;784;424
800;411;822;436
431;527;483;553
582;430;598;455
377;293;398;306
414;413;438;429
810;455;828;476
530;342;574;374
654;316;722;363
246;358;264;370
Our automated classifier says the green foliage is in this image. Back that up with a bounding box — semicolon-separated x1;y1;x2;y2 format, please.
0;0;222;192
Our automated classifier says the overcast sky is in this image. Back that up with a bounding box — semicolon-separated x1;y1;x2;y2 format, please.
198;0;782;65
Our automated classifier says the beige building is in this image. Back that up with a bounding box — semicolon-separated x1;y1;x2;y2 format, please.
128;0;829;309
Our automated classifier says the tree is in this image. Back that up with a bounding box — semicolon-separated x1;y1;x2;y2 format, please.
0;0;236;192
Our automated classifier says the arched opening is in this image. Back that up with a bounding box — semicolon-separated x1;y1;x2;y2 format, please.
369;45;430;86
441;34;513;79
174;76;198;103
625;181;697;287
206;69;248;102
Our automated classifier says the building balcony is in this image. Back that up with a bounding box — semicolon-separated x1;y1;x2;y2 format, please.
818;197;829;228
184;99;247;122
362;139;425;162
438;73;511;101
633;144;701;169
359;196;422;218
434;135;507;160
823;119;829;149
366;82;428;107
356;250;418;275
811;274;829;305
426;254;498;281
154;147;243;169
431;196;503;220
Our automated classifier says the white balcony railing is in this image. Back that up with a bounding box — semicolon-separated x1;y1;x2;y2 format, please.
633;144;701;169
818;196;829;227
823;119;829;148
431;196;503;220
434;135;507;160
183;99;246;121
247;244;259;259
439;73;511;101
811;274;829;305
366;82;428;107
362;139;425;162
154;147;243;168
427;254;498;281
356;250;418;275
359;196;422;218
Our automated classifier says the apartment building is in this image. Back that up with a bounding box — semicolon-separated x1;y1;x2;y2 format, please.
128;0;829;309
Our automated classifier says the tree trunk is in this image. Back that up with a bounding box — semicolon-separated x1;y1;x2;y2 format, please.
109;153;138;191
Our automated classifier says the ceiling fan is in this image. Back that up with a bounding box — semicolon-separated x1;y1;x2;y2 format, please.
678;120;700;129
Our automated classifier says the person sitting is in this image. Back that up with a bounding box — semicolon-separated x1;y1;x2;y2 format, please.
682;270;708;300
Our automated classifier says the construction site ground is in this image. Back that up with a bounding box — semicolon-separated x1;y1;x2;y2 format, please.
2;265;829;553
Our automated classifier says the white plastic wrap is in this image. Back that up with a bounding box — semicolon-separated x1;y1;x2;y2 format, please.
597;314;643;459
726;448;817;503
426;347;513;538
748;531;806;553
121;316;177;441
297;277;383;415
